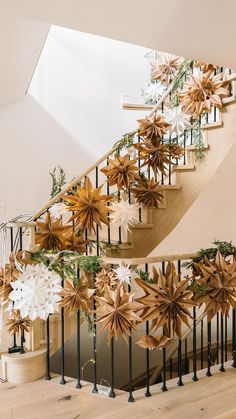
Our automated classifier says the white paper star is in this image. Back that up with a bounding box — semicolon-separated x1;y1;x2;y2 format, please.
49;202;67;220
109;199;139;233
9;264;61;321
165;105;192;136
144;82;166;103
112;263;135;285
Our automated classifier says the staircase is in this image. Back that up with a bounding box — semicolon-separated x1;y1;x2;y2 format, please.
1;57;236;409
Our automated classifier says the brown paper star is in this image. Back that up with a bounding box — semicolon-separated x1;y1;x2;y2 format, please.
58;278;94;313
194;251;236;320
64;231;89;254
95;268;117;294
95;284;142;341
136;262;194;338
6;310;31;336
136;334;172;350
36;213;72;251
195;61;218;74
64;177;112;232
0;251;25;302
151;54;182;84
101;155;140;190
137;115;170;144
131;178;163;208
179;72;229;117
135;140;184;175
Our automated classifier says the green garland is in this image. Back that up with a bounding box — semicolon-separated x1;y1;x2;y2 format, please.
49;166;66;198
183;240;236;270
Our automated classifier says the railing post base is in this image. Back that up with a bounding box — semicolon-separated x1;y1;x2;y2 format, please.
60;378;66;385
128;395;134;402
192;375;199;382
219;366;225;372
206;371;212;377
45;375;51;381
92;387;98;394
161;385;168;392
76;382;82;389
145;390;152;398
177;380;184;387
109;390;116;398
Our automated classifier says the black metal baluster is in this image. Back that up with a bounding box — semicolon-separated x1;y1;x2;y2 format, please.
20;329;25;354
219;314;225;372
145;263;151;397
161;347;168;391
184;339;188;374
225;316;228;362
45;316;51;380
213;106;217;122
192;306;198;381
109;337;116;398
117;190;122;244
128;283;134;402
76;309;82;389
232;308;236;368
216;313;219;364
206;318;212;377
137;135;142;223
200;319;204;369
177;339;183;386
60;278;66;384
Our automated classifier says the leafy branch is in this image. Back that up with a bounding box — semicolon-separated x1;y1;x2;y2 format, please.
49;166;66;198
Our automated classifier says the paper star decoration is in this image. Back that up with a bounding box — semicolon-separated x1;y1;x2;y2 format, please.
151;53;182;84
64;177;112;232
136;262;194;338
58;279;94;313
112;263;136;286
179;71;229;117
95;268;117;294
136;334;172;350
165;105;192;136
131;178;163;208
193;251;236;320
144;82;166;103
9;264;61;321
49;202;67;220
95;284;142;341
137;115;170;144
36;213;72;251
101;154;140;190
6;310;31;336
109;198;139;233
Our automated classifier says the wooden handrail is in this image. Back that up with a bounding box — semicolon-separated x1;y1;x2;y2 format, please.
103;252;198;266
32;60;192;220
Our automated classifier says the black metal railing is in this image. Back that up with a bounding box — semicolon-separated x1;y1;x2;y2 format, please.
42;254;236;402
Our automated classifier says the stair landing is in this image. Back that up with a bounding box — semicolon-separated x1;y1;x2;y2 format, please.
1;361;236;418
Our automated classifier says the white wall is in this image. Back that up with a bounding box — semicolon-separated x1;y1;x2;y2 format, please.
29;25;150;160
150;139;236;256
0;27;150;222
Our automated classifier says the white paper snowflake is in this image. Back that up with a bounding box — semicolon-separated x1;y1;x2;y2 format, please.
165;105;192;136
9;264;62;321
144;82;166;103
49;202;67;220
109;199;139;233
113;263;135;286
126;145;137;160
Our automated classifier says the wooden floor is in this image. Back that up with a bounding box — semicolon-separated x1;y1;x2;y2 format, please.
1;361;236;419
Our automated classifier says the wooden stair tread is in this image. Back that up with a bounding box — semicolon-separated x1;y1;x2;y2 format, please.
174;164;196;171
201;120;223;129
222;95;236;105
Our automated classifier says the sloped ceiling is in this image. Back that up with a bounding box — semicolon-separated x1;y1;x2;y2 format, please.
1;0;236;105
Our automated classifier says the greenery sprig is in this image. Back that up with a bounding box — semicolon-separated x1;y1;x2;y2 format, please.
49;166;66;198
183;240;236;270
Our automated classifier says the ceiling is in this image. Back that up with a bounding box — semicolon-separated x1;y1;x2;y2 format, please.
1;0;236;106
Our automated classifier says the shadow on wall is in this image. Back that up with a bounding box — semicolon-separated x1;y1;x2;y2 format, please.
0;94;91;222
